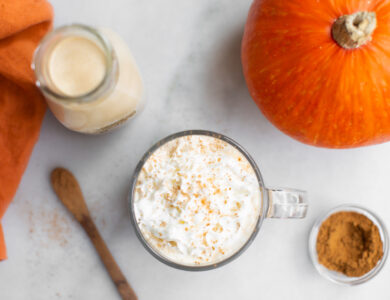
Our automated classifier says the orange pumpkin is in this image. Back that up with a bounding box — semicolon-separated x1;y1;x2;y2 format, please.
242;0;390;148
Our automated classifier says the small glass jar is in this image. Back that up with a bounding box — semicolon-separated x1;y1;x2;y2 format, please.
32;24;144;134
309;205;389;285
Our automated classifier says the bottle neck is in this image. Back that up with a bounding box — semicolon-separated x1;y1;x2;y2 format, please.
32;24;118;104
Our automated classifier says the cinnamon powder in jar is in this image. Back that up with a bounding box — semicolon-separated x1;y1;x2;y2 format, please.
316;211;383;277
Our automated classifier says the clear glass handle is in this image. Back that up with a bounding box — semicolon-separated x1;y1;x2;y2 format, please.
266;188;308;218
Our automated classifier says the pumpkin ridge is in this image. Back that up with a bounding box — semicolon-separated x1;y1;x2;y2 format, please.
365;50;390;135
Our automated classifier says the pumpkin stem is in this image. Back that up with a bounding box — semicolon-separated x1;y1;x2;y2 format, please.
331;11;376;49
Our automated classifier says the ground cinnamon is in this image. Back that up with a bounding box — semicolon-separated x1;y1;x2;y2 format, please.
316;211;383;277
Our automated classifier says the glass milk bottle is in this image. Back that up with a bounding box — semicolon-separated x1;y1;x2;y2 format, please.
33;24;144;134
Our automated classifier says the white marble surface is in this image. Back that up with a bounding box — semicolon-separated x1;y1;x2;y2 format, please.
1;1;390;299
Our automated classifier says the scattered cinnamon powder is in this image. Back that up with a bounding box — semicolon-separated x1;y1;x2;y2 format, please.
27;208;71;247
316;211;383;277
46;211;71;246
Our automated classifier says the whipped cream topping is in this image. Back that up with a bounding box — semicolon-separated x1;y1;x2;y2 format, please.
134;135;261;266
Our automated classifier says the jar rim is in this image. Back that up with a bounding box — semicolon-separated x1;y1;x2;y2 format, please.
127;130;268;271
32;23;118;103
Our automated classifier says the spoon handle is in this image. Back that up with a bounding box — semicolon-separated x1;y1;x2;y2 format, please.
80;215;137;300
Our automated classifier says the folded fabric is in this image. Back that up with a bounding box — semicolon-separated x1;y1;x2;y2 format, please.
0;0;53;260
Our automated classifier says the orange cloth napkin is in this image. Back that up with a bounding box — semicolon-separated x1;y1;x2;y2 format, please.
0;0;53;260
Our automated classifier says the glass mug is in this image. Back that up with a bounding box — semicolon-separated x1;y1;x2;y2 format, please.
128;130;308;270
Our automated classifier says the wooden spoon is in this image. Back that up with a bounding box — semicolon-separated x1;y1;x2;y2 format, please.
51;167;137;300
